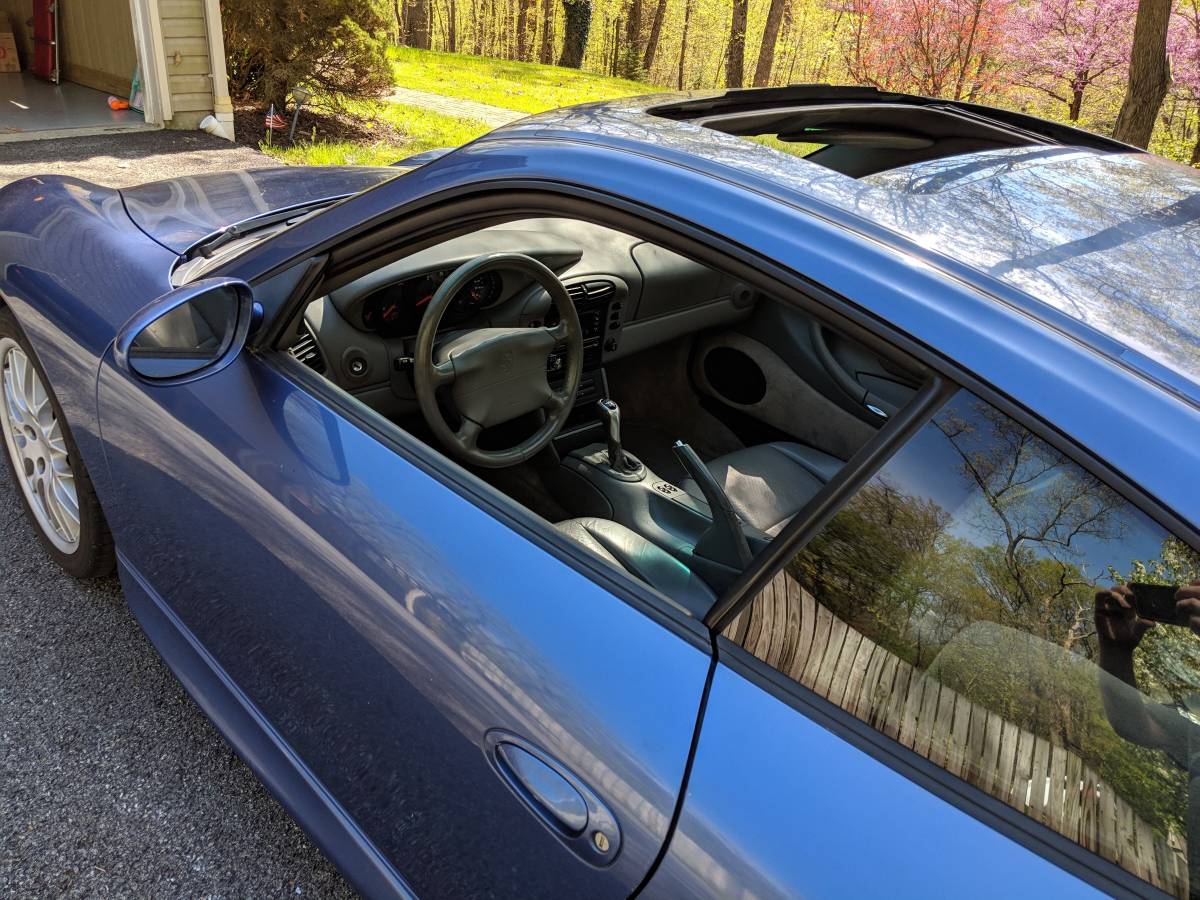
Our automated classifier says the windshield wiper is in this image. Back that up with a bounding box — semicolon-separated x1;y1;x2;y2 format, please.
184;202;328;260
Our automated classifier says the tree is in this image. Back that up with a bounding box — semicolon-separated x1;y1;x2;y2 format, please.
446;0;459;51
677;0;692;88
538;0;556;63
516;0;537;57
726;0;749;88
405;0;432;48
753;0;788;87
616;0;646;78
1005;0;1137;122
1113;0;1173;147
221;0;393;110
391;0;403;42
642;0;668;73
1170;0;1200;162
558;0;591;67
839;0;1012;101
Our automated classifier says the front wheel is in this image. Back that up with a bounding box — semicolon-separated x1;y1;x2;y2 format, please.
0;307;114;578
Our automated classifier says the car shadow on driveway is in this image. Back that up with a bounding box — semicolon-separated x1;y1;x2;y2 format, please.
0;461;355;897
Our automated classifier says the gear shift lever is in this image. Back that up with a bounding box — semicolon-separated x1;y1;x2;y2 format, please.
596;398;626;472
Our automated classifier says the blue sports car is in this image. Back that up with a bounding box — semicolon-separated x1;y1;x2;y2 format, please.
3;87;1200;899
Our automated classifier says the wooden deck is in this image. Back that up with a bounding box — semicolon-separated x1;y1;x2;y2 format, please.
725;568;1189;898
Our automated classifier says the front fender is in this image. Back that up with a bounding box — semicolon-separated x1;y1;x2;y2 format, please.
0;175;178;507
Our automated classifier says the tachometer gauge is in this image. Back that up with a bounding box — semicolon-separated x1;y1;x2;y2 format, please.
362;296;402;331
379;300;401;324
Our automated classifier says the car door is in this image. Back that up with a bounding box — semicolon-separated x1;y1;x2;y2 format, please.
93;284;711;896
643;381;1194;899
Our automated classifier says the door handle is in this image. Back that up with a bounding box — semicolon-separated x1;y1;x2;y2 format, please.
485;730;621;866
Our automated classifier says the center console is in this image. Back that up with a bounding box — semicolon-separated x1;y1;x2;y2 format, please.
547;278;624;450
547;398;771;592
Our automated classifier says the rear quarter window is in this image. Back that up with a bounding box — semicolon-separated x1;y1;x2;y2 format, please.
726;388;1200;897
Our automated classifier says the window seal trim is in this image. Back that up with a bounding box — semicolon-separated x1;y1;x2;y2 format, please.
715;636;1171;900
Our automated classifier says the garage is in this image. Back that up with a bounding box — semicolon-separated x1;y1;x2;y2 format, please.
0;0;234;143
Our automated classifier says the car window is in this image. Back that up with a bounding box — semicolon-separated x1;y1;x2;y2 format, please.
723;388;1200;898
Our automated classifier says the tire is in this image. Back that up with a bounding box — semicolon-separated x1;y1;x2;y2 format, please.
0;305;115;578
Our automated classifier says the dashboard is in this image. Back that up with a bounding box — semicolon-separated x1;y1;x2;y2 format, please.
296;218;761;421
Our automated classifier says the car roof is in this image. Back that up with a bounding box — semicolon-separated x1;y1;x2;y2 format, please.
485;89;1200;406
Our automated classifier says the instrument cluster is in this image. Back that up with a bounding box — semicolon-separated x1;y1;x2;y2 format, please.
361;268;504;337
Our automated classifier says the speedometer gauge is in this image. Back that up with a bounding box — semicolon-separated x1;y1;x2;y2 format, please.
448;271;503;320
467;272;502;305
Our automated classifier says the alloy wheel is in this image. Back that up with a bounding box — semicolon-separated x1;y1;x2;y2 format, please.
0;337;80;553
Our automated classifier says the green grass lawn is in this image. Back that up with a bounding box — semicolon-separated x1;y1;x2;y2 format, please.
262;101;492;167
389;46;655;113
267;47;659;166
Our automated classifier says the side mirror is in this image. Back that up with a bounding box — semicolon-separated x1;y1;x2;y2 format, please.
114;278;259;381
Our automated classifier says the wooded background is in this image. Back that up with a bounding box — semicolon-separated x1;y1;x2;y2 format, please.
389;0;1200;160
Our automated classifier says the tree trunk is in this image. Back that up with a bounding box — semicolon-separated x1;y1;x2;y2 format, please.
471;0;483;54
677;0;691;89
752;0;786;87
517;0;536;58
1192;107;1200;165
1113;0;1172;148
642;0;667;73
405;0;432;49
625;0;643;51
611;15;621;75
393;0;404;43
558;0;591;68
725;0;748;89
539;0;555;63
1068;86;1084;122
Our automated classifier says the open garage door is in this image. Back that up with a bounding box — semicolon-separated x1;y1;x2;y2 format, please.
0;0;153;141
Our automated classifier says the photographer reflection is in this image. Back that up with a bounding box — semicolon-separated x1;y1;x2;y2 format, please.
1096;581;1200;893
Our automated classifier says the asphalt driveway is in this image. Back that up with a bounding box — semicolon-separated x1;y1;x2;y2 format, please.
0;131;356;897
0;129;270;187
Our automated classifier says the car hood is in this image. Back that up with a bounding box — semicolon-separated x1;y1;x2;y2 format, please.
119;165;400;254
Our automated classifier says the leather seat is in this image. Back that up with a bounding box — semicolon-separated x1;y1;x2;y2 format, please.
681;442;844;536
555;517;716;616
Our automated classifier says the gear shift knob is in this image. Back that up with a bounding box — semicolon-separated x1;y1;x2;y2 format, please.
596;398;626;472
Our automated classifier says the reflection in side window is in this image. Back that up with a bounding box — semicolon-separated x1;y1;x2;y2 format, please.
724;390;1200;898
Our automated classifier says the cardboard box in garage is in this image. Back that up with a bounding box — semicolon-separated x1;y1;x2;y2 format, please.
0;17;19;73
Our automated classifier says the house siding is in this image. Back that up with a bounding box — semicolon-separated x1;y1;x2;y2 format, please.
158;0;215;128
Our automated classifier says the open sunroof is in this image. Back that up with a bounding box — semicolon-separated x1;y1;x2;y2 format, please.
649;85;1132;178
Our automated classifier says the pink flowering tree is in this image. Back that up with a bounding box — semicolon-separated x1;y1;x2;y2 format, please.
837;0;1014;102
1005;0;1138;121
1169;0;1200;162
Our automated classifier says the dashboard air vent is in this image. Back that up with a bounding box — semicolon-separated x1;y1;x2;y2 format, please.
583;280;615;301
564;280;615;305
286;323;326;374
548;280;617;329
566;282;589;305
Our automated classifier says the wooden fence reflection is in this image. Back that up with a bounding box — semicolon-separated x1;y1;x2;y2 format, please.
724;568;1189;898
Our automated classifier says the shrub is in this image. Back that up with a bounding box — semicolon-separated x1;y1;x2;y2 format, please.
221;0;393;110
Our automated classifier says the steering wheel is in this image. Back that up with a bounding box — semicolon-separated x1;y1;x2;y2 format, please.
414;252;584;469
